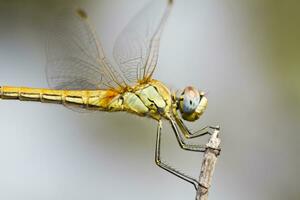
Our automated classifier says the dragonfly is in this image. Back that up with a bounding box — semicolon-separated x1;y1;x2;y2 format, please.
0;0;219;191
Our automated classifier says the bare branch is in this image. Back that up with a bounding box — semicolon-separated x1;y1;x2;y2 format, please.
195;128;221;200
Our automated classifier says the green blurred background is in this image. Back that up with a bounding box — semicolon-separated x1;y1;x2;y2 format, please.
0;0;299;200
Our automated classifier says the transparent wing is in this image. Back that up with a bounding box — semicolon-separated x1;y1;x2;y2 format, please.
46;8;125;91
113;0;173;85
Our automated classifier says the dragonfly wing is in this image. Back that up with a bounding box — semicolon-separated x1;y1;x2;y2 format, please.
113;0;173;85
46;8;125;91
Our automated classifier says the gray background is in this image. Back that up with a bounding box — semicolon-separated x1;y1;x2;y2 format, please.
0;0;299;199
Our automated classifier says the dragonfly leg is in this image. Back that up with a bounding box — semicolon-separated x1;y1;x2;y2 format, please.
172;106;220;139
177;118;220;139
173;118;221;152
155;120;201;190
169;119;207;152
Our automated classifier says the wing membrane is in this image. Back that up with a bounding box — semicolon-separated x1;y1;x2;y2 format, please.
113;0;173;84
46;8;125;90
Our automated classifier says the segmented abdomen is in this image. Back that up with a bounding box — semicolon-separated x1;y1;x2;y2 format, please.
0;86;121;110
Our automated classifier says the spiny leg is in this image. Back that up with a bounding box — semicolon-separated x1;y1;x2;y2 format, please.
155;120;201;190
169;119;208;152
170;118;221;154
173;111;220;139
177;117;220;139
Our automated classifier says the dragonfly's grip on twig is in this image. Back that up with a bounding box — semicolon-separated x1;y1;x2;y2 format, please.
195;128;221;200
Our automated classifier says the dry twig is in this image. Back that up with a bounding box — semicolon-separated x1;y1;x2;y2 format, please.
195;128;221;200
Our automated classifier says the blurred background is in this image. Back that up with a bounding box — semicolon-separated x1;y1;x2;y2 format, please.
0;0;299;200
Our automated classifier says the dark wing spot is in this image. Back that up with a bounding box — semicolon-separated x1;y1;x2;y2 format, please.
76;8;88;19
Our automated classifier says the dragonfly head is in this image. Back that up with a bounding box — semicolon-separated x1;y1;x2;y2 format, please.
178;86;207;122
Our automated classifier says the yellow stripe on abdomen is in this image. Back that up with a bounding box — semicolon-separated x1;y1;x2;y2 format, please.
0;86;121;111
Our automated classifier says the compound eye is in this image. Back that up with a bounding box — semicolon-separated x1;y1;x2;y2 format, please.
182;87;200;114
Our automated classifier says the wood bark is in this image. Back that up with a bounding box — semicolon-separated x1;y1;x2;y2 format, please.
195;129;221;200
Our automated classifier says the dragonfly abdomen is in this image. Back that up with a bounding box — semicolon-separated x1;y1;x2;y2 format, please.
0;86;121;111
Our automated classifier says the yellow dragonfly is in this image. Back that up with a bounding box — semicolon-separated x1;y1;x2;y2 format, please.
0;0;219;190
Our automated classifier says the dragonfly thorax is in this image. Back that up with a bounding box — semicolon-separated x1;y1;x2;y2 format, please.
121;80;172;120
